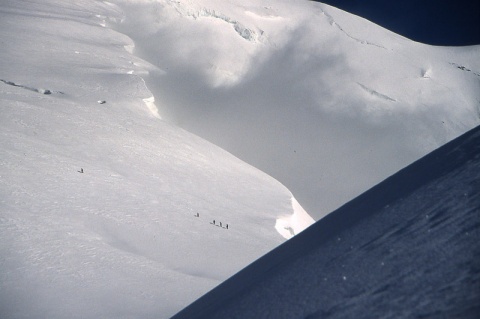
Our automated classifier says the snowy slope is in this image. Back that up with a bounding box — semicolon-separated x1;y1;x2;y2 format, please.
316;0;480;45
111;0;480;220
1;0;479;318
0;1;313;318
171;125;480;319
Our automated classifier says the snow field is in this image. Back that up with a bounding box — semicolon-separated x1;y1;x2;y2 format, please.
0;1;312;318
1;0;479;317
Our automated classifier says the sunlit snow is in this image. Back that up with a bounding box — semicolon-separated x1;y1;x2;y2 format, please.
0;1;312;317
1;0;479;318
113;0;480;219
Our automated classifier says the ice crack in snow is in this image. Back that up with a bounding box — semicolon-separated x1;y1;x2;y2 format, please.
320;8;387;49
169;1;261;42
357;82;396;102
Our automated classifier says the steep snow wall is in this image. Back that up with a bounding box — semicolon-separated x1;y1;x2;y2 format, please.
112;0;480;220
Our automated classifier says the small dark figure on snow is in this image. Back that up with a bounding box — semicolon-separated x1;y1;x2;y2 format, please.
194;213;199;217
78;168;84;173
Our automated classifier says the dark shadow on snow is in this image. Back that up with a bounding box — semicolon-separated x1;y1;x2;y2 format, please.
171;124;480;318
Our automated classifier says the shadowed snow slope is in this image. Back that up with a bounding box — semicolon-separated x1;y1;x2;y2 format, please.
112;0;480;220
171;125;480;319
0;1;313;318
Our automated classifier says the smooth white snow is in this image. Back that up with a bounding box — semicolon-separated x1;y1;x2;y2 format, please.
0;1;312;318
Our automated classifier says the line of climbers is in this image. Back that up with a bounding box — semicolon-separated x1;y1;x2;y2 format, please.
194;213;229;229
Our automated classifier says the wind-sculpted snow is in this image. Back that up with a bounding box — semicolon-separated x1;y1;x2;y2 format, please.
113;0;480;220
275;197;315;239
171;125;480;319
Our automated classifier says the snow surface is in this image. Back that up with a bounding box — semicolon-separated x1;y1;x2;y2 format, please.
171;124;480;319
316;0;480;46
111;0;480;220
1;0;479;318
0;1;312;318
